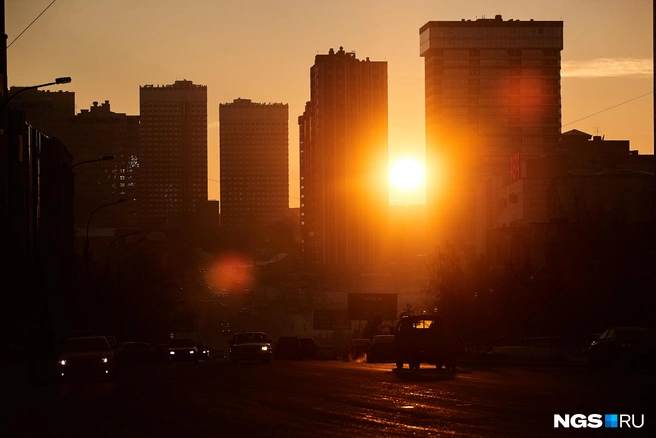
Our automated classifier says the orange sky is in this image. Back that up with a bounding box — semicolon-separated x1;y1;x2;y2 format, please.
6;0;653;207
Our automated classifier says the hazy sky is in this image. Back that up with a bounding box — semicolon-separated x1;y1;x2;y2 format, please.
6;0;653;206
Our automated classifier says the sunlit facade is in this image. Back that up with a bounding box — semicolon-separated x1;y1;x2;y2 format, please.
299;47;388;269
420;15;563;247
138;80;208;230
219;98;289;227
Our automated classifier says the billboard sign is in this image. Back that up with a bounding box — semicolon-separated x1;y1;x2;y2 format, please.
347;293;397;320
313;309;350;330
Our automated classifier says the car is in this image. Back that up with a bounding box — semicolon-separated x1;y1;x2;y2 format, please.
118;342;159;363
229;332;272;364
299;337;318;359
57;336;118;381
345;339;371;361
274;336;302;360
393;314;458;370
367;335;396;363
221;322;232;335
587;326;656;370
167;338;199;363
316;345;338;360
195;342;212;360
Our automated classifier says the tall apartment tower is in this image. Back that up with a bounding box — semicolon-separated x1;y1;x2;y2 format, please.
219;98;289;227
298;47;388;269
139;80;208;230
420;15;563;246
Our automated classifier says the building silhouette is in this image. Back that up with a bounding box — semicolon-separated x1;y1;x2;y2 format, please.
8;90;138;228
298;47;388;270
219;98;289;227
2;109;74;346
420;15;563;248
6;87;74;133
138;80;208;230
482;130;655;269
59;100;139;228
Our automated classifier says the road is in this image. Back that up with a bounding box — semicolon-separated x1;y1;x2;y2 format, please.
5;359;655;437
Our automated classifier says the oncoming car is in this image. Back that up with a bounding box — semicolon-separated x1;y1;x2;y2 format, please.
587;326;655;370
58;336;117;381
229;332;272;365
167;338;199;363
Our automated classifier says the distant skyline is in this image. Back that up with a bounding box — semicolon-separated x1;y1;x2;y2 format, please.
6;0;653;207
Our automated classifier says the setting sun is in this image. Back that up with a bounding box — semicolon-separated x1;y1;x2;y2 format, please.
390;158;424;190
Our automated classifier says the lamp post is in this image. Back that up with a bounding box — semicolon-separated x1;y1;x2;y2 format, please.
85;198;127;276
116;237;146;291
71;155;115;171
104;230;141;280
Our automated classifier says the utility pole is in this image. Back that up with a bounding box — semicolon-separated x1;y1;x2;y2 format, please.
1;0;7;103
1;0;8;224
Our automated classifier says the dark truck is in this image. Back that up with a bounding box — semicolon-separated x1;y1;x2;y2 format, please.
393;314;458;370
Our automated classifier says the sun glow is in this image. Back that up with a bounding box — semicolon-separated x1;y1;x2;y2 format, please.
390;158;424;190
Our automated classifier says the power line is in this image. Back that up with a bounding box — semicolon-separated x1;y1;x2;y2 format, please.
7;0;58;49
562;91;653;127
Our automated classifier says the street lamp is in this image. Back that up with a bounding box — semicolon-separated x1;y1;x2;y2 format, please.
104;230;141;280
85;198;128;276
71;155;115;171
2;77;72;112
117;237;146;291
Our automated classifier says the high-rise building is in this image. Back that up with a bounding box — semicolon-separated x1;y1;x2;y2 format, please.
420;15;563;246
138;80;208;230
298;47;388;269
219;98;289;227
59;100;139;228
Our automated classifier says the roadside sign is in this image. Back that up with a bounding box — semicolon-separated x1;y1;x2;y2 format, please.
347;293;397;320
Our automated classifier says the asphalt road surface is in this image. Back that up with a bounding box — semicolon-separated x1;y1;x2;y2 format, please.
5;358;655;437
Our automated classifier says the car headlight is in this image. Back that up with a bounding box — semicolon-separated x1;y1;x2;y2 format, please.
190;350;194;354
102;357;108;363
170;351;175;355
58;359;67;366
261;346;269;351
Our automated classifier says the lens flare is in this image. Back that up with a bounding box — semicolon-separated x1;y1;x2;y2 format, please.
208;252;254;292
